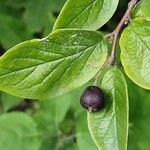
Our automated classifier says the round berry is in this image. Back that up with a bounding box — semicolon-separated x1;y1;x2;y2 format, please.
80;86;105;112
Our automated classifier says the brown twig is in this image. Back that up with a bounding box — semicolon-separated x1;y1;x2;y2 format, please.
107;0;137;65
94;56;109;85
94;0;137;85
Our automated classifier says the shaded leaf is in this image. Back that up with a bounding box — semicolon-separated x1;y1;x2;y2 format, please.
5;0;30;8
43;12;56;36
25;0;52;32
126;77;150;150
24;0;65;33
76;111;97;150
0;14;32;49
1;92;22;112
0;112;42;150
37;95;71;125
49;0;66;12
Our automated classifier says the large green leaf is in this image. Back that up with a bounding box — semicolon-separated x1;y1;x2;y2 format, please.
120;18;150;90
53;0;119;31
0;112;41;150
0;29;107;99
132;0;150;20
88;68;128;150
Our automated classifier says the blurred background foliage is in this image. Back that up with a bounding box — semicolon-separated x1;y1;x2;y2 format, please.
0;0;149;150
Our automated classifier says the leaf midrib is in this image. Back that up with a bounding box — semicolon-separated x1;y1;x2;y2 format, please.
113;72;127;150
64;0;96;28
0;43;99;78
15;44;99;91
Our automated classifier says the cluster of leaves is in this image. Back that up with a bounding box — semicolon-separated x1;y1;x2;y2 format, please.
0;0;150;150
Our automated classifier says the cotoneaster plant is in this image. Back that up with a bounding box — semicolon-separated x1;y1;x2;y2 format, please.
0;0;150;150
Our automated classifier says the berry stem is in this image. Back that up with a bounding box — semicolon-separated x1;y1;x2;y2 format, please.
93;57;109;85
94;0;137;85
107;0;137;65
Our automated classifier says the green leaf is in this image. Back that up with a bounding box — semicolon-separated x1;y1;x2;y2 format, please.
76;111;97;150
0;112;42;150
88;68;128;150
132;0;150;20
49;0;66;12
37;94;71;125
64;144;79;150
25;0;52;32
54;97;71;124
120;18;150;90
1;92;22;112
33;111;57;150
34;91;77;150
0;29;108;99
43;12;56;36
24;0;65;33
53;0;119;31
0;14;32;49
127;77;150;150
5;0;30;9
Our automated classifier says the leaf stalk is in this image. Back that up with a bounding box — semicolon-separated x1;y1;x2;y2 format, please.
94;0;137;85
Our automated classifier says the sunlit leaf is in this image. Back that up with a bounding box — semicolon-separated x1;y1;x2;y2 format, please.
53;0;119;31
120;18;150;89
0;29;107;99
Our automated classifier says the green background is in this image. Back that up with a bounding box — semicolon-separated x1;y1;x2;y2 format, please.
0;0;149;150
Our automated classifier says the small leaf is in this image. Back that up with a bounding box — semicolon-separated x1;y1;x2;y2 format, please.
88;68;128;150
132;0;150;20
53;0;119;31
0;112;42;150
0;29;108;99
120;18;150;90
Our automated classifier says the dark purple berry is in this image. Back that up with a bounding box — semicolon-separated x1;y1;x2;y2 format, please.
80;86;105;112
